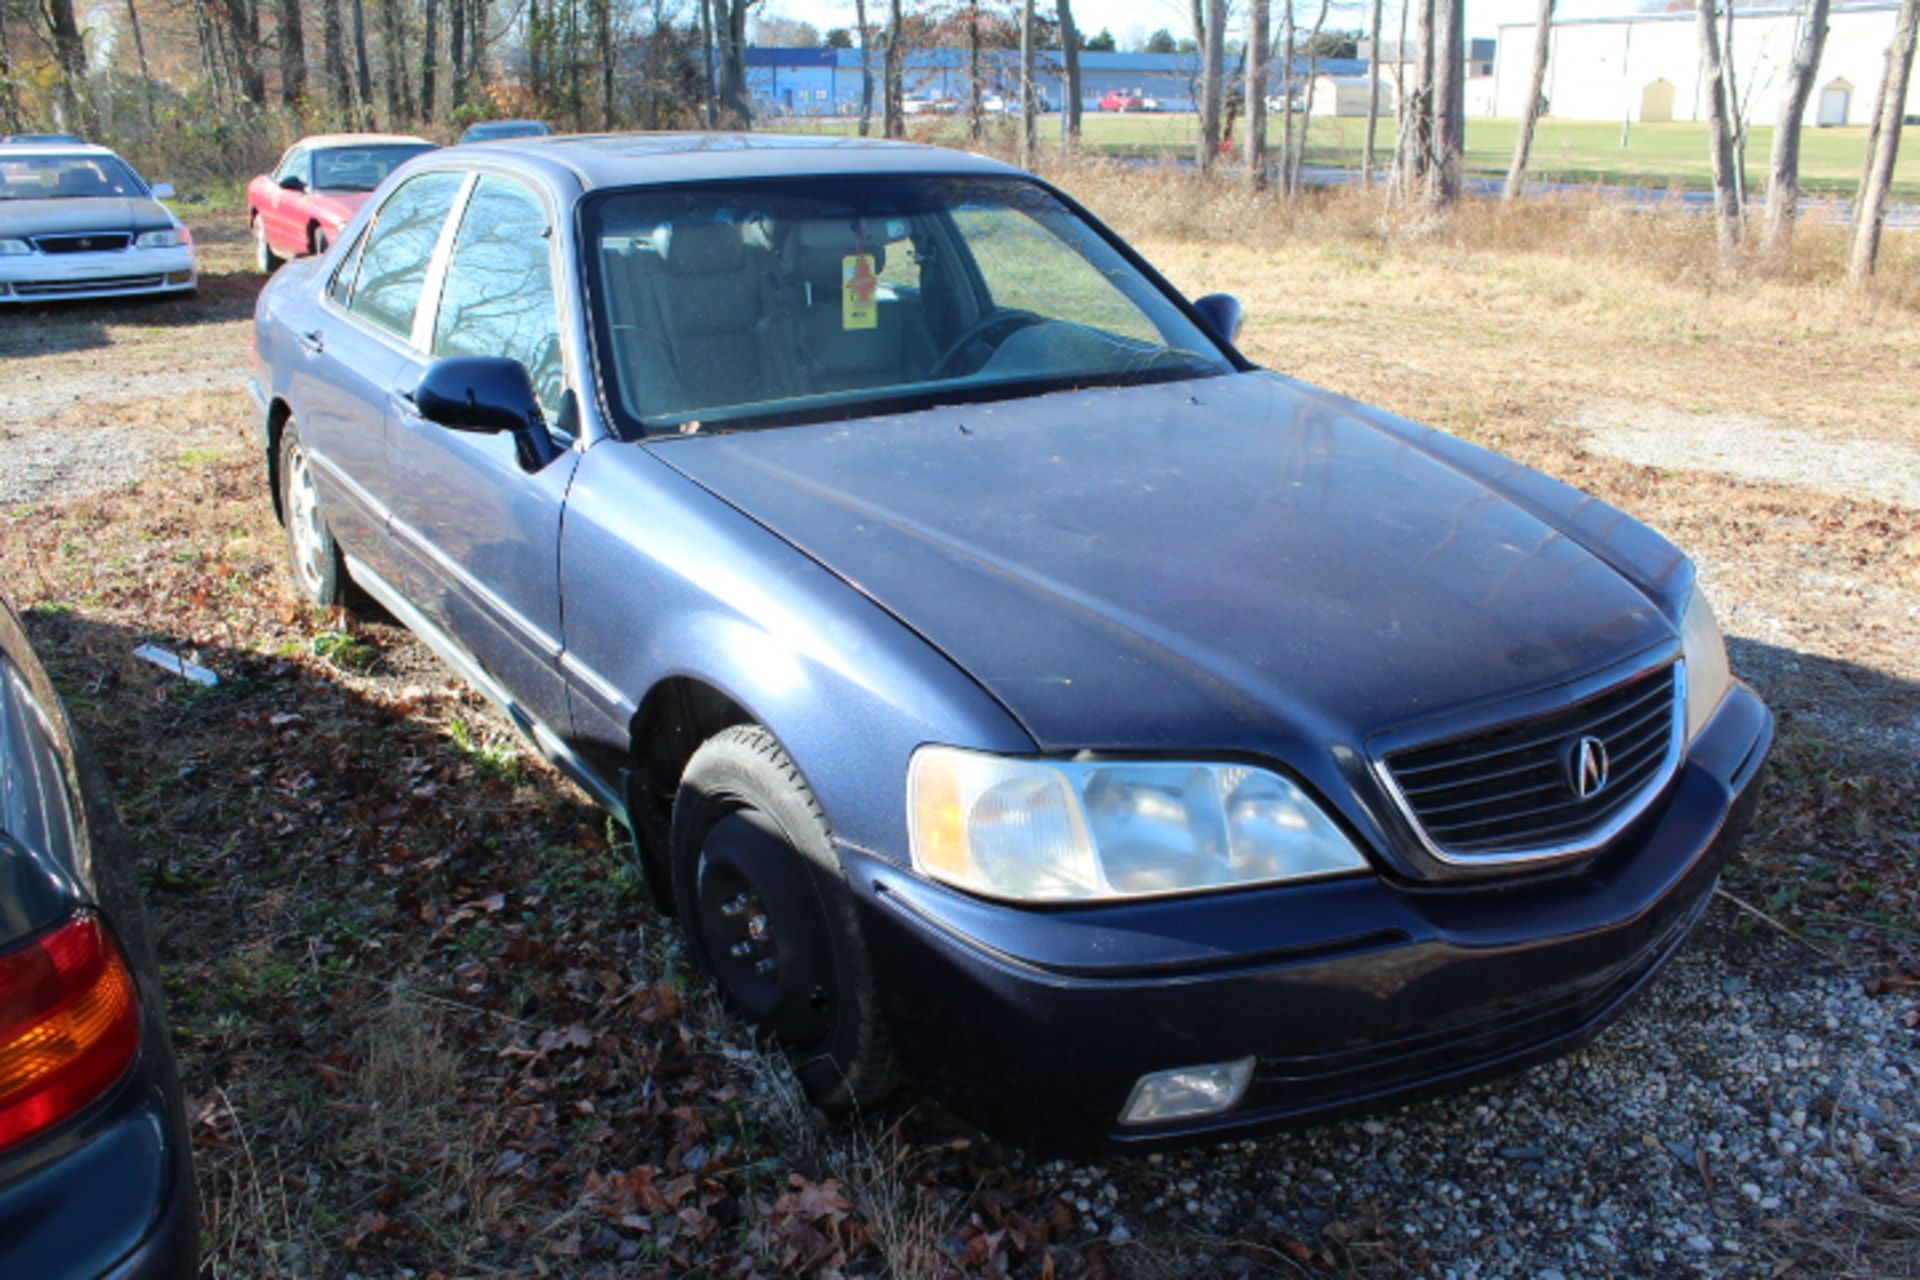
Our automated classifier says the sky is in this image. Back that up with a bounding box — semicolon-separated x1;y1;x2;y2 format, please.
752;0;1650;48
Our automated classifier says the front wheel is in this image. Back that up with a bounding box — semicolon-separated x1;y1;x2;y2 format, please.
671;726;896;1111
277;419;345;606
254;218;282;274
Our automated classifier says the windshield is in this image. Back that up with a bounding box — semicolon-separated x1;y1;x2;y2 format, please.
314;144;434;192
0;153;148;200
583;175;1233;434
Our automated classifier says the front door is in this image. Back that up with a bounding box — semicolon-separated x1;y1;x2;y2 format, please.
388;173;579;735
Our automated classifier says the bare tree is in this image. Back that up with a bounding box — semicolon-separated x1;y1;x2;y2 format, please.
1243;0;1270;185
856;0;873;134
322;0;351;115
1290;0;1331;193
1020;0;1037;166
1850;0;1918;282
1362;0;1383;185
42;0;92;129
1503;0;1553;201
713;0;752;126
1196;0;1226;170
352;0;376;125
966;0;985;141
421;0;440;120
1393;0;1435;201
1696;0;1744;255
1426;0;1464;208
0;2;22;134
280;0;308;103
1763;0;1830;255
1057;0;1082;144
126;0;159;125
210;0;267;104
883;0;903;137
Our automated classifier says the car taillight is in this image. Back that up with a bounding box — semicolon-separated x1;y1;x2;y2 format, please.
0;913;140;1152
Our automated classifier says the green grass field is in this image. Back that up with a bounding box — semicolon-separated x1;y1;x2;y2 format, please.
767;112;1919;201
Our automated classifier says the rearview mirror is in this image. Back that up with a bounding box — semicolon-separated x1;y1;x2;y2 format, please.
150;182;176;200
412;357;562;471
1192;293;1244;345
278;175;306;192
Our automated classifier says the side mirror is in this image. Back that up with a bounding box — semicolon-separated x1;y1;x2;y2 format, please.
149;182;176;200
278;174;307;192
412;357;562;471
1192;293;1244;345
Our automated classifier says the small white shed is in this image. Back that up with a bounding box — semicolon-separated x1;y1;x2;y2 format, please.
1310;75;1391;118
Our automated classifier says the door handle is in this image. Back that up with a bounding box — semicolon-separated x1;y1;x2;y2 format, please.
299;328;324;355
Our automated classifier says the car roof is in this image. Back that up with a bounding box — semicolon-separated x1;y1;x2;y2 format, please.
0;143;120;157
438;131;1020;191
296;133;434;150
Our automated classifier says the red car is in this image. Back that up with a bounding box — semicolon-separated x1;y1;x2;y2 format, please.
247;133;434;272
1098;89;1144;112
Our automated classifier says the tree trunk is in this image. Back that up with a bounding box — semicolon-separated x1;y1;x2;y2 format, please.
714;0;750;126
697;0;714;125
1849;0;1919;282
352;0;376;125
447;0;465;110
1696;0;1744;255
1243;0;1269;185
1723;3;1747;207
1196;0;1226;170
1057;0;1081;144
1290;0;1331;193
1763;0;1830;255
323;0;350;114
125;0;159;125
211;0;267;104
43;0;91;131
597;0;613;128
883;0;903;138
1278;1;1297;193
0;2;22;134
378;0;406;125
967;1;984;142
1503;0;1554;201
1426;0;1464;208
1396;0;1435;200
420;0;439;120
1020;0;1037;165
1362;0;1383;186
279;0;308;103
856;0;873;135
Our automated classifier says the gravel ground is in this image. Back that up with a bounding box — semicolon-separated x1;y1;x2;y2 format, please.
1568;404;1920;511
1015;919;1918;1276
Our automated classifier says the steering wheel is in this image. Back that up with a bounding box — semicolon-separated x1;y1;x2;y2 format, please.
930;309;1042;379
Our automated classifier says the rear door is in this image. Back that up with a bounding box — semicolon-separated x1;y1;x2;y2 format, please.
388;172;580;734
294;168;466;581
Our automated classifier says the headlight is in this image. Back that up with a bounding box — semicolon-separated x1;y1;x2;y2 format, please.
136;227;189;248
0;238;30;256
1680;586;1731;740
907;746;1369;902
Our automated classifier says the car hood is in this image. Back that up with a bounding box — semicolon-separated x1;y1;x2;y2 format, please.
651;372;1678;754
0;196;174;237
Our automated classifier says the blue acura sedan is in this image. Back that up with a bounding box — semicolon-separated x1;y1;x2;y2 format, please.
249;133;1772;1150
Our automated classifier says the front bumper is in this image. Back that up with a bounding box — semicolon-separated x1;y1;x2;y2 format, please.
847;683;1772;1152
0;245;197;302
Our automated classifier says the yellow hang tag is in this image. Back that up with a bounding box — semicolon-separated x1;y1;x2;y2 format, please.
842;253;878;331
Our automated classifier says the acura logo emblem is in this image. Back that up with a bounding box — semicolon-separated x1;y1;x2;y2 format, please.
1567;735;1610;800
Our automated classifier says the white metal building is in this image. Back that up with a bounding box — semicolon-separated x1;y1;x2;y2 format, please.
1311;74;1394;117
1491;3;1920;126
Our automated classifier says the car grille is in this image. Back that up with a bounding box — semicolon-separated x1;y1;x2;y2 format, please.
1381;662;1681;858
31;232;133;254
11;274;165;297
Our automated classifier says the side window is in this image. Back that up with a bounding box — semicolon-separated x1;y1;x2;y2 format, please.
276;147;310;186
327;226;369;306
951;204;1161;346
431;176;564;420
346;170;465;341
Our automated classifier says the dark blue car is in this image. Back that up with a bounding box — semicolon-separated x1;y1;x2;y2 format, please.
0;600;197;1273
249;133;1772;1150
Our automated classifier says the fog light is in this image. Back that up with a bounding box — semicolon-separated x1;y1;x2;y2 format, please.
1119;1057;1255;1126
166;272;193;286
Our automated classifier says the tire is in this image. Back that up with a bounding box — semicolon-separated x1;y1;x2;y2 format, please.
277;419;345;606
309;225;329;256
254;217;282;274
671;725;897;1111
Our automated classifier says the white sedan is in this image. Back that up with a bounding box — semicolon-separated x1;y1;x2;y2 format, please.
0;144;195;303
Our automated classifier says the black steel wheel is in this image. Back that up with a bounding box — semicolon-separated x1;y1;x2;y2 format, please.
671;725;896;1111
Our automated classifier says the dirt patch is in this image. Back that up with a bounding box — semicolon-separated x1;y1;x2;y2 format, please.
1568;403;1920;510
